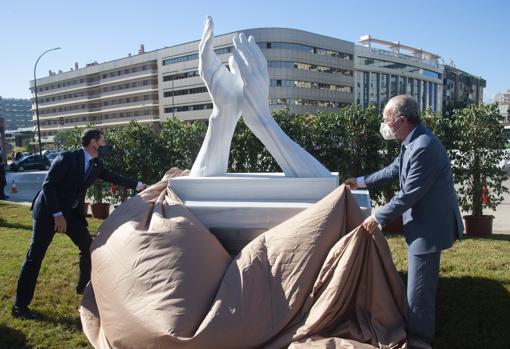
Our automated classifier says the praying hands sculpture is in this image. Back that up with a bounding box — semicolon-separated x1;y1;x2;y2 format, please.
190;17;331;178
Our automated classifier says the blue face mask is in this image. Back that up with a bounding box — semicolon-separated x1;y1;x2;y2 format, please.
98;145;110;157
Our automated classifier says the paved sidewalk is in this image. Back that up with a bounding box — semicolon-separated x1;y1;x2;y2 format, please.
487;178;510;235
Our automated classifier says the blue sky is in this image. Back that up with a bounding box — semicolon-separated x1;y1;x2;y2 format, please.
1;0;508;102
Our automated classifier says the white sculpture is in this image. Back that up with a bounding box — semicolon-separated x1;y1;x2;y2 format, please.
190;17;331;178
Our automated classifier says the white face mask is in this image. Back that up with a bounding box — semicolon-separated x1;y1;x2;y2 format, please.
380;122;396;140
380;116;402;140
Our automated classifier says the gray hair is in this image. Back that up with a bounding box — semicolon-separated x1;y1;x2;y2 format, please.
385;95;421;124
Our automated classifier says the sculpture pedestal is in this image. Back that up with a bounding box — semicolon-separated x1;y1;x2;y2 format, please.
169;173;370;254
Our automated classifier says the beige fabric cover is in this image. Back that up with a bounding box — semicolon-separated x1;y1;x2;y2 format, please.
80;169;414;349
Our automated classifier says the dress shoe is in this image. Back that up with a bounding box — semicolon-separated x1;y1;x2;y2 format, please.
11;305;40;320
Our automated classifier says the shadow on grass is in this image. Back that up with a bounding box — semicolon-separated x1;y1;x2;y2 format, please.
0;220;33;231
464;233;510;242
395;272;510;348
0;324;31;349
40;313;83;331
436;276;509;349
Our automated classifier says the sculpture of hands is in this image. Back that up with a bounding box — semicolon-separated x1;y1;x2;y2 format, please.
232;34;331;177
190;16;244;176
191;17;331;178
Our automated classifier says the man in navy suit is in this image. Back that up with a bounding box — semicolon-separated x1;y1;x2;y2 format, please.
345;95;463;346
12;129;146;320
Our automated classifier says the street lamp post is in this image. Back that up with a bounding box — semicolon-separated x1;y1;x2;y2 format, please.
33;47;61;155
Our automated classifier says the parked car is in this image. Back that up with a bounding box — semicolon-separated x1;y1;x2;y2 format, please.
500;149;510;174
45;152;60;162
10;155;51;172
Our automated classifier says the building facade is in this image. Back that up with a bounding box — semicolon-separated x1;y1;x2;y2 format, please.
442;65;486;115
30;28;483;143
29;48;159;143
0;97;33;130
495;90;510;123
354;36;443;113
159;28;355;120
31;29;357;143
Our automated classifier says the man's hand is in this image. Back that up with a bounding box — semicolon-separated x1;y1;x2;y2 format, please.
54;215;67;233
344;177;359;189
362;215;379;234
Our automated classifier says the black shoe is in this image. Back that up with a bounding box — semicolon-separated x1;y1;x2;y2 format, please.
75;281;88;295
11;305;40;320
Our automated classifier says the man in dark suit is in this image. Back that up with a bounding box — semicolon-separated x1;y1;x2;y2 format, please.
345;95;463;346
12;129;146;320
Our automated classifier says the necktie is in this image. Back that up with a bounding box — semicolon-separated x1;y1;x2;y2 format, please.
399;143;407;188
83;159;95;184
74;159;95;209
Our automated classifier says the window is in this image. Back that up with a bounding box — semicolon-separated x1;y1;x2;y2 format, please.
268;98;347;108
163;86;208;97
162;53;199;65
164;103;213;113
358;57;441;79
163;70;200;81
258;42;352;60
268;61;352;76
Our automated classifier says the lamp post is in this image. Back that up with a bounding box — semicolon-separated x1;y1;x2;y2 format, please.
33;47;61;155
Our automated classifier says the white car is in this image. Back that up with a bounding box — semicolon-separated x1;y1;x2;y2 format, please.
500;149;510;173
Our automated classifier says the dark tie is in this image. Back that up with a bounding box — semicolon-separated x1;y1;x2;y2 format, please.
83;159;95;184
73;159;95;209
399;143;407;187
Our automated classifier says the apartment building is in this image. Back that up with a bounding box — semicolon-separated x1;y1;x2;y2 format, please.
0;96;32;129
495;90;510;123
30;27;483;143
30;46;159;142
443;64;486;115
354;35;443;113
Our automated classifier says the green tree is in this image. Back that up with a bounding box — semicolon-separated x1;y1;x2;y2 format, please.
158;118;208;173
53;128;82;150
449;103;508;216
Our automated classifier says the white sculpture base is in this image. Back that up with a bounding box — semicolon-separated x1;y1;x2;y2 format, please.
169;173;370;254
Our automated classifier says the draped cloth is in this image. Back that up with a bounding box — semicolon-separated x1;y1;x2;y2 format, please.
80;168;419;349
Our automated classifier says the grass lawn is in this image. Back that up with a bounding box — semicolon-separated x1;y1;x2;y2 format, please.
1;201;510;349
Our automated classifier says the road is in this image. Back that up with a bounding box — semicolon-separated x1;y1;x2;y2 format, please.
4;170;48;205
2;170;510;234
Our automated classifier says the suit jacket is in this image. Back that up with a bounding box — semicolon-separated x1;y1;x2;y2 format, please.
32;149;138;224
365;124;464;254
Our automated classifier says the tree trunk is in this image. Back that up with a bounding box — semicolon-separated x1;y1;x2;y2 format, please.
472;154;482;216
